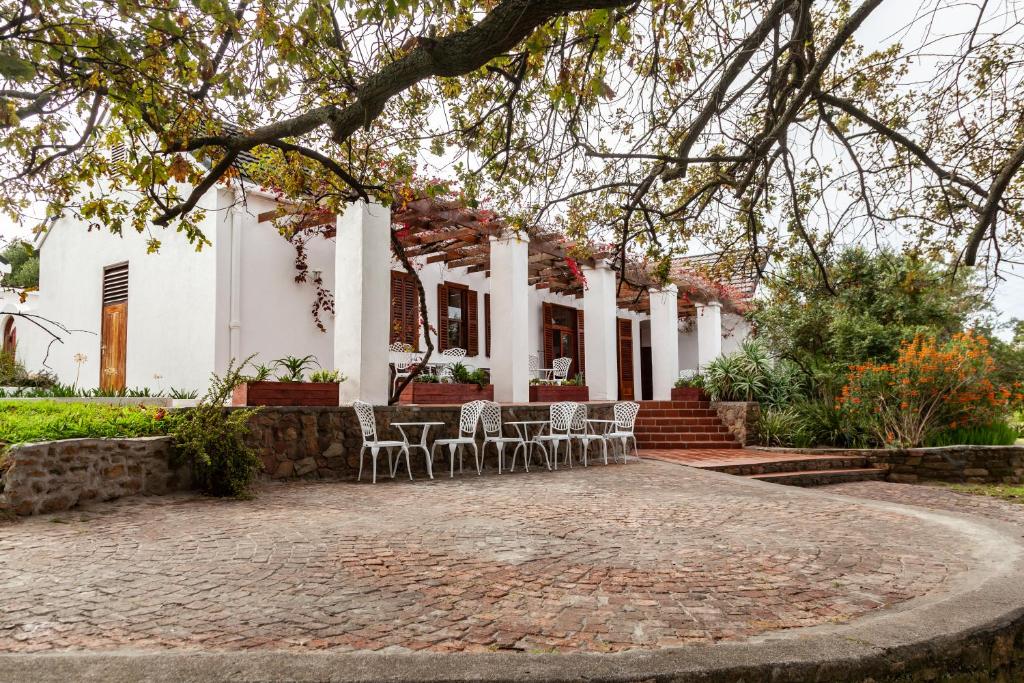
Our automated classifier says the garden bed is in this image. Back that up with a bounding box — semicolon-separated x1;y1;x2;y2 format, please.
398;383;494;404
232;381;340;407
529;385;590;402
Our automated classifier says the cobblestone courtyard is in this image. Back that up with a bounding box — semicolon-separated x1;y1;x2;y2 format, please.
0;460;991;654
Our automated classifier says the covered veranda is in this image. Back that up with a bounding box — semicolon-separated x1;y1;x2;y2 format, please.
262;197;746;405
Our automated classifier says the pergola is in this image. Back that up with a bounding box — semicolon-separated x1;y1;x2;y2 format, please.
258;195;746;317
258;196;745;404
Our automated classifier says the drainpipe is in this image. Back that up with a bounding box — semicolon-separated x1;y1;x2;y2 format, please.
229;189;243;362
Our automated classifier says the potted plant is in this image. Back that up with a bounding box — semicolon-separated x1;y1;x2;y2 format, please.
399;363;494;404
671;370;707;401
528;373;590;402
232;355;345;406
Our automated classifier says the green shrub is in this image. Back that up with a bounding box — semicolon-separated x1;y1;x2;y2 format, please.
758;407;803;447
0;401;168;448
925;422;1019;447
166;359;261;498
701;339;804;407
309;369;344;383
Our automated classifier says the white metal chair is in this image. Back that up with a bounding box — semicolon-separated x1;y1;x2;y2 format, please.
480;401;526;474
390;342;417;395
436;347;467;382
353;401;412;483
529;353;552;380
431;399;486;477
531;401;577;470
551;357;573;384
605;401;640;462
569;403;609;467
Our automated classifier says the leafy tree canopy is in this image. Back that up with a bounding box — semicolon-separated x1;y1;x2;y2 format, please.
0;240;38;289
753;247;989;377
0;0;1022;284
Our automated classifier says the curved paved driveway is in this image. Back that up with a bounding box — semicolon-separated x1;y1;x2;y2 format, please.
0;461;971;654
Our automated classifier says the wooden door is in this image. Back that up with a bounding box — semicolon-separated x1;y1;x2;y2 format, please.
616;318;635;400
100;263;128;391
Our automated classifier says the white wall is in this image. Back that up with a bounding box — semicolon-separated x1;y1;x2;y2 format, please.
20;190;220;392
230;192;336;374
721;312;752;356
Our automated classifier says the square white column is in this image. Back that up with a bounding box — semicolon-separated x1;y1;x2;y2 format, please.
489;232;530;402
649;285;679;401
696;301;723;370
582;261;618;400
334;200;391;404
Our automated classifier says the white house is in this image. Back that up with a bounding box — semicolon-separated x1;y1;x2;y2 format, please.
4;185;756;402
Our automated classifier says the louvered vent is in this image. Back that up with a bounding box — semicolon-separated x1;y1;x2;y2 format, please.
110;144;127;163
102;263;129;305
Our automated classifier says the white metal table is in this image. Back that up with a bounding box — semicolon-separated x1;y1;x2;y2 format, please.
506;420;550;471
391;421;444;479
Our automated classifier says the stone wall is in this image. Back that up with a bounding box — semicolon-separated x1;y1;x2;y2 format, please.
0;437;190;516
753;444;1024;484
246;403;616;481
711;401;760;446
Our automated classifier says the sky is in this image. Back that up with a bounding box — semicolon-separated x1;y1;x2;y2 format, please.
1;0;1022;334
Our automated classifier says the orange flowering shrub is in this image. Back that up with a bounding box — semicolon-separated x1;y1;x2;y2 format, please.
838;331;1024;448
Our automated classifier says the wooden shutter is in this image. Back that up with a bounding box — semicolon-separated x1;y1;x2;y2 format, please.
467;289;479;356
100;263;129;391
617;318;635;400
485;293;491;357
576;308;586;380
436;283;449;352
390;271;419;350
542;302;554;366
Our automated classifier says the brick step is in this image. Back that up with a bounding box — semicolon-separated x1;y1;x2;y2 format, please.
705;456;873;477
635;424;732;434
635;417;721;426
748;468;886;487
639;438;741;449
639;400;712;409
637;409;720;418
634;432;733;444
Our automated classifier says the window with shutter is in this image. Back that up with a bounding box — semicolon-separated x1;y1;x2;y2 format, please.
542;302;554;367
438;281;471;352
617;318;635;400
390;271;419;350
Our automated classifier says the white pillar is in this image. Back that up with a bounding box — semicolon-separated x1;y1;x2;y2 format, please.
489;232;531;402
696;301;723;370
649;285;679;401
582;261;618;400
334;200;391;404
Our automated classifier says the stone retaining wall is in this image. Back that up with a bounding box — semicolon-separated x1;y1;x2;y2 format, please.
753;444;1024;484
711;401;760;446
246;402;616;481
0;437;190;516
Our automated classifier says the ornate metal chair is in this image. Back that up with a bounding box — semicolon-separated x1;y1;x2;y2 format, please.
551;357;573;384
390;341;417;396
531;401;577;470
480;401;526;474
430;399;486;477
436;347;466;382
605;401;641;462
569;403;609;467
353;401;412;483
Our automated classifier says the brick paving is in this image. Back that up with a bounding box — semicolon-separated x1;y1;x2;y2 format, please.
0;461;972;654
825;480;1024;528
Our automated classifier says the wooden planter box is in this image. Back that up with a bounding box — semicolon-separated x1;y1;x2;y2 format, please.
529;385;590;402
671;386;708;401
399;383;494;404
232;381;340;406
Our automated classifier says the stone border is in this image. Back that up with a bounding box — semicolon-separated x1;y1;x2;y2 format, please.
751;444;1024;484
1;473;1022;682
710;400;760;445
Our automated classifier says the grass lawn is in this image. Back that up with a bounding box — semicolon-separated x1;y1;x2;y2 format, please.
943;483;1024;504
0;401;169;453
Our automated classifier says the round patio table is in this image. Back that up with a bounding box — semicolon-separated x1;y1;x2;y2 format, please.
391;421;444;479
505;420;550;471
